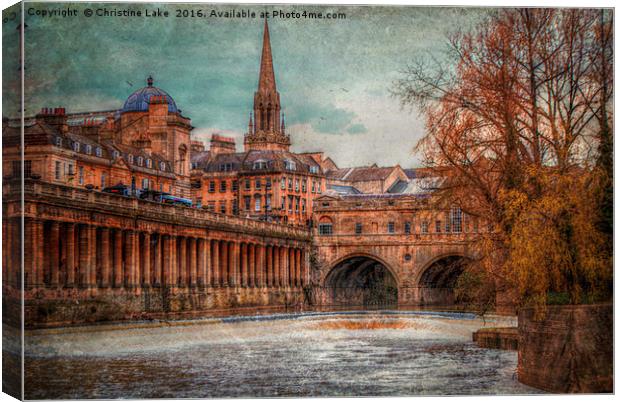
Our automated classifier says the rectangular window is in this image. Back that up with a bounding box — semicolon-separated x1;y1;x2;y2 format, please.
220;202;227;214
302;199;306;213
421;221;429;234
245;179;251;190
55;161;61;180
266;178;272;190
220;180;227;192
244;196;251;211
255;197;261;212
312;181;316;193
355;222;362;234
281;177;286;190
68;164;74;176
288;196;293;212
404;221;411;234
142;178;149;189
78;166;84;185
288;178;293;191
281;196;285;210
445;219;451;233
232;199;238;215
266;194;272;211
208;181;215;193
387;222;395;233
255;178;261;189
101;173;106;189
451;207;463;233
295;179;300;192
302;180;306;192
295;197;300;213
232;180;238;191
207;201;216;212
435;220;442;233
318;223;333;236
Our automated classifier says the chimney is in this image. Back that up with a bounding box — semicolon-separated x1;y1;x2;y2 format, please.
191;140;206;153
210;134;236;155
36;107;68;133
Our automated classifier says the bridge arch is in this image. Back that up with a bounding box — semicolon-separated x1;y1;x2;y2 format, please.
322;253;398;309
416;253;471;306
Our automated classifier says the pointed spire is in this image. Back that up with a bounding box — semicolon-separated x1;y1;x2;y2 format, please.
258;18;276;93
248;112;254;134
281;114;285;133
147;75;154;87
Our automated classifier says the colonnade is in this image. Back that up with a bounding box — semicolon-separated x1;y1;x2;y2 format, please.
4;218;308;291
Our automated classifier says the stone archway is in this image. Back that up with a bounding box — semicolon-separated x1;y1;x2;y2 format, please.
417;255;469;306
323;255;398;309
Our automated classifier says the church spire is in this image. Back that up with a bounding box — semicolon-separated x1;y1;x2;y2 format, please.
258;18;276;94
244;20;290;152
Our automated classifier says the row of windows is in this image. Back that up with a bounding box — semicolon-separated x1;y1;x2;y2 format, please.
319;209;467;236
57;137;167;172
206;177;323;194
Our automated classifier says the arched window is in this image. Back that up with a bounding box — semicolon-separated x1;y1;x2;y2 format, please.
146;159;152;168
73;142;80;152
85;145;92;155
137;156;144;166
95;147;102;157
128;154;134;164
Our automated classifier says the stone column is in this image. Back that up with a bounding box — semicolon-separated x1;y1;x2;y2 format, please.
296;249;302;288
162;235;172;286
221;241;228;287
231;242;239;286
240;243;247;287
257;245;266;287
265;246;272;287
178;237;187;287
248;244;255;288
124;230;136;288
274;246;280;288
100;227;111;287
25;219;44;288
49;221;60;287
142;232;151;287
153;234;162;286
113;230;123;287
203;238;211;287
211;240;219;287
197;238;205;286
77;224;90;288
289;248;295;287
189;237;197;287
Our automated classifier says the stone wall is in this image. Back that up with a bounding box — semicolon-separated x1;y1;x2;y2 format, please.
473;327;518;350
518;304;613;393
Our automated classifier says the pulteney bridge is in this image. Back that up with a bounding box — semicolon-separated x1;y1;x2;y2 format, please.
311;193;480;309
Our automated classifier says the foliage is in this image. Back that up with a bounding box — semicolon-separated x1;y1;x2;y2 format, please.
394;9;613;316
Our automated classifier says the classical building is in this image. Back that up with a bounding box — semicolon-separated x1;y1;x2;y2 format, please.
3;76;192;198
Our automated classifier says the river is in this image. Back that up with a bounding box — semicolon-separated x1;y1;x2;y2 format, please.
8;311;540;398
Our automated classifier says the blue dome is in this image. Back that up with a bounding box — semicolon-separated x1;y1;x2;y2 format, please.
121;76;178;114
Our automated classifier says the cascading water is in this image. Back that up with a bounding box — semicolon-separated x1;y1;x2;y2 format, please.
13;311;541;398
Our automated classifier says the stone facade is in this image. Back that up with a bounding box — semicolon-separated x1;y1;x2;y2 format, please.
518;304;613;393
311;193;484;307
4;180;310;328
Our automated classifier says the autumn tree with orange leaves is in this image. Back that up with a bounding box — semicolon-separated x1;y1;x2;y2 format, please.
394;8;613;315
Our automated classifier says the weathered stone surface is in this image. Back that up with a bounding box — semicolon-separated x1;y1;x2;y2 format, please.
473;327;518;350
518;304;613;393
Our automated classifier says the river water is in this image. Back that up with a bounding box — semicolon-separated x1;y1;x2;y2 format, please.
13;311;540;398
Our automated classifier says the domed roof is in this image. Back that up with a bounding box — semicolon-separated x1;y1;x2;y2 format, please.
121;76;178;114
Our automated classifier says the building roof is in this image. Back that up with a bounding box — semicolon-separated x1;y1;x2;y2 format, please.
326;166;397;182
121;76;178;114
327;184;362;194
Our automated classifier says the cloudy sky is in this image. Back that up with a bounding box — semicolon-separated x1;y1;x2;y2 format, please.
4;3;487;168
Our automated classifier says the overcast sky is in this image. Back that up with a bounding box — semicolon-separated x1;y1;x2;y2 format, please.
4;3;487;168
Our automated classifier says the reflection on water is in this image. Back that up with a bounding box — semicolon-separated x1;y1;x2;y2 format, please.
16;312;540;398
